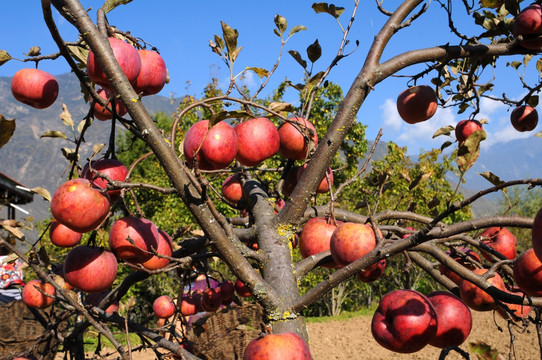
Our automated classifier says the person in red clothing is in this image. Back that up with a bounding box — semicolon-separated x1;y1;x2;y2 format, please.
0;244;25;304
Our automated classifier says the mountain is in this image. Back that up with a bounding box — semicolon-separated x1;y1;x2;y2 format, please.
0;72;178;222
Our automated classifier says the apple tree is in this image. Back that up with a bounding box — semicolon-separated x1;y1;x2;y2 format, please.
2;0;542;359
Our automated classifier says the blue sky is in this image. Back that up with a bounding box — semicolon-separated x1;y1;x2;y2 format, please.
0;1;539;154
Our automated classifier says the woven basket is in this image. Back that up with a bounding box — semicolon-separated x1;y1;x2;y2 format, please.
187;302;264;360
0;300;59;360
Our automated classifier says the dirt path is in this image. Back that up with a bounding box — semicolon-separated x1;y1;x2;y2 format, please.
56;310;539;359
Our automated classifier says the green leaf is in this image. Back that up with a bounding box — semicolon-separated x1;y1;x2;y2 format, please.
40;130;68;140
312;3;345;18
504;0;520;16
92;144;106;157
247;67;269;79
457;129;486;174
535;131;542;138
440;140;453;151
102;0;133;13
527;95;539;107
0;114;15;149
479;171;505;187
432;125;455;138
306;39;322;63
274;14;287;34
288;50;307;69
221;21;239;61
288;25;307;37
469;341;501;360
0;50;12;66
308;71;325;87
61;148;78;162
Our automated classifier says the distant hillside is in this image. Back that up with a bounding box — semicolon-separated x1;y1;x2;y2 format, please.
0;72;178;222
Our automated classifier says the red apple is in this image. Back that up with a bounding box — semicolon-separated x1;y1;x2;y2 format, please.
296;164;333;194
201;287;222;312
278;117;318;160
496;287;531;321
218;280;235;305
243;332;312;360
153;295;176;319
299;217;340;268
479;227;517;261
183;120;238;170
511;105;538;132
438;247;481;285
459;268;506;311
11;68;59;109
234;278;252;298
513;248;542;297
455;119;483;143
81;158;128;203
532;208;542;260
179;294;201;316
396;85;438;124
109;216;160;264
330;222;377;267
51;178;111;233
133;49;167;96
49;219;82;248
63;246;118;293
86;37;141;88
512;3;542;50
371;289;438;353
92;88;127;121
86;291;119;314
427;291;472;348
22;279;56;309
141;229;173;270
221;174;243;204
235;117;280;166
357;259;386;283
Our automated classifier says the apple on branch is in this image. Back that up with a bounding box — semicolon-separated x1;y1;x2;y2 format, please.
396;85;438;124
11;68;59;109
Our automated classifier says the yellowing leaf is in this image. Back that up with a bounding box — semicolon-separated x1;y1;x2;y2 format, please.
60;104;74;128
457;129;486;174
29;187;51;202
0;114;15;149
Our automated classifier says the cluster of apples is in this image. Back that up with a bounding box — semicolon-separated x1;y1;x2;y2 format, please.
298;218;386;282
177;278;252;318
87;37;167;120
10;36;167;121
371;289;472;353
23;156;177;310
182;115;331;202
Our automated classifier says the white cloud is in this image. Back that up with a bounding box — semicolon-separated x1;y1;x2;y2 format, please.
380;98;402;131
380;98;457;152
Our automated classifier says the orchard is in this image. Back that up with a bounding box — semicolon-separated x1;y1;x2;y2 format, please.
3;1;542;359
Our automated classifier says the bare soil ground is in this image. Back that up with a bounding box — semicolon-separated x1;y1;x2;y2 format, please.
56;310;540;359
